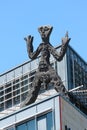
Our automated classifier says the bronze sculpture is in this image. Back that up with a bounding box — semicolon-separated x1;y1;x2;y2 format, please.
21;25;71;107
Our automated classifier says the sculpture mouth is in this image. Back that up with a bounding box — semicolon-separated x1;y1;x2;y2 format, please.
42;34;45;38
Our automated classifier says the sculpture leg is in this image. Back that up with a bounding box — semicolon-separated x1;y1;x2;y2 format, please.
49;67;67;94
21;73;41;107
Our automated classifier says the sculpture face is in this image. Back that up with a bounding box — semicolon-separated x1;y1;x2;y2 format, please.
38;25;53;42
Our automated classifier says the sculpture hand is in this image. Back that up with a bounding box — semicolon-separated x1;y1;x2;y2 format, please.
62;31;71;45
24;35;33;45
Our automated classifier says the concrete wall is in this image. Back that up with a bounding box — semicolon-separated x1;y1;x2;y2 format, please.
61;97;87;130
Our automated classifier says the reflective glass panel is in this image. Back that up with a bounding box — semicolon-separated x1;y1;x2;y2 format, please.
27;119;35;130
16;123;27;130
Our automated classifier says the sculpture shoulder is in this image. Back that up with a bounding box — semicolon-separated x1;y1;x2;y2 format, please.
47;43;55;49
36;43;44;50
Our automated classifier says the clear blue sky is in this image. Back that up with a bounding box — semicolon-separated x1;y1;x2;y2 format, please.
0;0;87;74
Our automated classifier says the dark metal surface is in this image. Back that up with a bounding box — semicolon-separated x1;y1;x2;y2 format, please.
21;25;71;107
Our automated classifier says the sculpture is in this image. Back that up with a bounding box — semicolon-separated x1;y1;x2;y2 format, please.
21;25;71;107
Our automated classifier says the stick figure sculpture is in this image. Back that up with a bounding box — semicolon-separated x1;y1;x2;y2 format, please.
21;25;71;107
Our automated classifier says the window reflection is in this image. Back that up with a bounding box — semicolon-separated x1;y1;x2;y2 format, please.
27;119;35;130
16;119;35;130
16;123;27;130
16;112;53;130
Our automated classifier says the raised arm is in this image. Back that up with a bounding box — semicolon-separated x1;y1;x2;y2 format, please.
24;35;42;60
48;32;71;61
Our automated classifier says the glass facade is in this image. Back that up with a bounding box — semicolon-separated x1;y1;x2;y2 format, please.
67;46;87;90
16;112;53;130
0;73;30;112
0;56;56;112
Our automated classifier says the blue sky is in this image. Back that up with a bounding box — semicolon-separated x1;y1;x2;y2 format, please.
0;0;87;74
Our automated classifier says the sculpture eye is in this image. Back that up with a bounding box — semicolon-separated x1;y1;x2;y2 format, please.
44;26;48;31
40;27;43;31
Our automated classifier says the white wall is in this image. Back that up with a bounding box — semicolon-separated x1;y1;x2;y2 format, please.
61;97;87;130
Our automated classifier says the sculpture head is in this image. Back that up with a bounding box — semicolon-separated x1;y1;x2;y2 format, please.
38;25;53;43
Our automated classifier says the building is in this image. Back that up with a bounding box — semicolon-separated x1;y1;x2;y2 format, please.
0;45;87;129
0;94;87;130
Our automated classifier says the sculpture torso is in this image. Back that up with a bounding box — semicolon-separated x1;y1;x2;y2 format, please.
39;43;50;71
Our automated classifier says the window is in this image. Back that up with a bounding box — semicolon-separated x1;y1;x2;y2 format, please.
5;83;11;88
16;123;27;130
21;85;28;92
16;112;53;130
47;112;53;130
13;96;20;105
21;92;28;101
27;119;35;130
5;99;12;108
37;115;47;130
0;97;4;102
37;112;53;130
21;75;28;87
16;119;35;130
5;87;12;94
13;84;20;90
13;90;20;96
0;103;4;111
0;91;4;97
